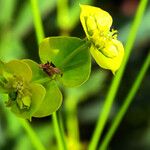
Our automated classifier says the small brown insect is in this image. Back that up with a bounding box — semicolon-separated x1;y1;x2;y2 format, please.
40;61;62;77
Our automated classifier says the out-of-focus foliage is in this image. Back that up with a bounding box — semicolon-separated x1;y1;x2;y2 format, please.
0;0;56;61
119;6;150;45
57;0;93;32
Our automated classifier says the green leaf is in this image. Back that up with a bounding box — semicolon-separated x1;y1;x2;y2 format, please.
22;59;48;82
11;83;46;120
4;60;32;82
39;36;91;87
33;80;62;117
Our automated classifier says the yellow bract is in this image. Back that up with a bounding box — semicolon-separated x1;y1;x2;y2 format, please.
90;40;124;74
80;4;124;73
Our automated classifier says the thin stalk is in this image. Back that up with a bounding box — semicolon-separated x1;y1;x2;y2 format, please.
58;111;68;147
52;112;68;150
30;0;45;43
57;0;70;35
30;0;67;150
88;0;148;150
65;97;80;150
18;118;46;150
99;53;150;150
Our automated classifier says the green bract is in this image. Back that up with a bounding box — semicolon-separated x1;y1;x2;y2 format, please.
0;36;91;119
0;59;63;119
39;36;91;87
0;60;46;120
22;59;62;118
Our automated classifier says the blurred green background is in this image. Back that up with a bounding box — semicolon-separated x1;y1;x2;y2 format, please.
0;0;150;150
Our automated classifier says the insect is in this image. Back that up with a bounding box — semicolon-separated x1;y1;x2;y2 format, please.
40;61;62;77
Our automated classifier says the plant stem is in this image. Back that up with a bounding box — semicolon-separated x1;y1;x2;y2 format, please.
57;0;70;35
52;112;68;150
30;0;67;149
18;118;46;150
30;0;67;150
65;97;80;150
30;0;45;43
58;112;68;147
88;0;148;150
99;53;150;150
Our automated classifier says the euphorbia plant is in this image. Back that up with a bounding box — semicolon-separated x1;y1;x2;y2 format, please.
1;1;149;150
0;4;124;120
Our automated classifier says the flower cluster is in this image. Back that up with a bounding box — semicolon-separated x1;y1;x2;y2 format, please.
80;4;124;74
0;60;62;120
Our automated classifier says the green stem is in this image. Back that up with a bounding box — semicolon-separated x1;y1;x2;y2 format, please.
52;112;68;150
30;0;45;43
65;97;80;150
88;0;148;150
18;118;46;150
99;53;150;150
0;101;46;150
58;112;68;147
57;0;70;35
30;0;67;150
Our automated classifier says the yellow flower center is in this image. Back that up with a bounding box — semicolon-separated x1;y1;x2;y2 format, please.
84;15;119;58
6;75;31;110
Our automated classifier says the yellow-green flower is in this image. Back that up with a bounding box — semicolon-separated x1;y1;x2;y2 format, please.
80;4;124;74
0;60;46;120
